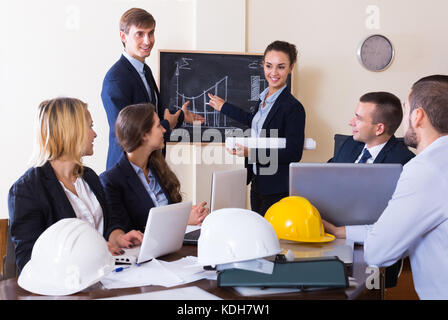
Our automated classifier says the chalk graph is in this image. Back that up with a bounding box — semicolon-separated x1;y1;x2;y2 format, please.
172;58;265;129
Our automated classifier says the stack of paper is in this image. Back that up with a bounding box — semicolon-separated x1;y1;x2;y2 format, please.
100;256;216;290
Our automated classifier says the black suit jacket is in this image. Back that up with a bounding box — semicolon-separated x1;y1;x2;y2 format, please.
7;162;122;274
221;88;306;195
99;153;173;233
101;54;184;169
329;135;415;165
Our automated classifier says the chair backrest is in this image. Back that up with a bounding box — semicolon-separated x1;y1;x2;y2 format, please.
333;134;350;157
0;219;17;280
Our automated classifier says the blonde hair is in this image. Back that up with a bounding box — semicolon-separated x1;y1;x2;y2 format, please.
33;97;89;177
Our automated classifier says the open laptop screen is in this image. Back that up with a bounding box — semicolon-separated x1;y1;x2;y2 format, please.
289;163;402;226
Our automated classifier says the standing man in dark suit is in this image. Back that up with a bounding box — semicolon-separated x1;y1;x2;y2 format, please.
326;91;415;288
329;91;415;165
101;8;204;169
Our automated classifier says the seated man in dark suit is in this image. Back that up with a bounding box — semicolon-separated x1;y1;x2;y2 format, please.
326;91;415;288
101;8;204;169
329;91;415;165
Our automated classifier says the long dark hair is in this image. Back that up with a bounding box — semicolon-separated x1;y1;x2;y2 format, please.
115;103;182;203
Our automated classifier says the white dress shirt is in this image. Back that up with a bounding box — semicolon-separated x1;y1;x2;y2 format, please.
346;140;389;242
60;178;104;234
361;135;448;299
355;141;387;163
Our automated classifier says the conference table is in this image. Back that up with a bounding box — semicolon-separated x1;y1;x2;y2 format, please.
0;243;383;301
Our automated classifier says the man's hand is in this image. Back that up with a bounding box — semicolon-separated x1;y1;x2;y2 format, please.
182;101;205;125
322;219;346;239
164;108;182;130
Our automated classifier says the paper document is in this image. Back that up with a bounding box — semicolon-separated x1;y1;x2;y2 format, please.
101;256;216;290
225;137;316;150
225;137;286;149
185;225;201;234
98;286;222;300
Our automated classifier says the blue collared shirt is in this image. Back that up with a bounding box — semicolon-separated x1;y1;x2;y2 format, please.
122;51;155;104
129;161;169;207
251;85;286;174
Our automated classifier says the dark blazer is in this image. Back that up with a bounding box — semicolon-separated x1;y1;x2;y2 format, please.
99;153;173;233
101;54;184;169
221;88;306;195
329;135;415;165
7;162;122;274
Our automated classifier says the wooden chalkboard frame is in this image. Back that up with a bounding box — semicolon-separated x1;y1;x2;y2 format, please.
158;49;294;143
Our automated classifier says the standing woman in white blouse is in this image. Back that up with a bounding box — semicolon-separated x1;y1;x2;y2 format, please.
8;97;143;274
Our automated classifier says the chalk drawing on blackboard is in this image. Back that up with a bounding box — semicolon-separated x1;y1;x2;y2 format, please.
250;76;267;101
248;60;261;69
173;58;231;129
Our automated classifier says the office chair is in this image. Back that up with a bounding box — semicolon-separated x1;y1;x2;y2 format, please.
1;219;17;280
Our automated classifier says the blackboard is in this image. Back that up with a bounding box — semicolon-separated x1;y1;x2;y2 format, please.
159;50;292;143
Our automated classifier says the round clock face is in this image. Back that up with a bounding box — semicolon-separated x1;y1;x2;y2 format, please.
357;34;394;71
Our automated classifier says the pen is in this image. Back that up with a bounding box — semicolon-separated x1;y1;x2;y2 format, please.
114;266;131;272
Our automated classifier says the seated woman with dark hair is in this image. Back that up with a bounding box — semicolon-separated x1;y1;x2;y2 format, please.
100;103;209;233
8;97;143;274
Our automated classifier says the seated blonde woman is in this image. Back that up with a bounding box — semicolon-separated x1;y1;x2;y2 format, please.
8;97;142;274
100;103;209;233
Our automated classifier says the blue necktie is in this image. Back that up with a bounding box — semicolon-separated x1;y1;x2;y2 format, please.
358;148;372;163
143;64;158;110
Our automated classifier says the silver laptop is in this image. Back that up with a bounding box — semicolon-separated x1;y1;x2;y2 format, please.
210;168;247;211
183;168;247;244
115;201;192;265
289;163;402;226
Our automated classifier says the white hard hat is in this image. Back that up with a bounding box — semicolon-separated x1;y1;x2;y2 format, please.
18;218;115;296
197;208;281;267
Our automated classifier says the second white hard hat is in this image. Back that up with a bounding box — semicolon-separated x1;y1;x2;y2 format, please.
197;208;281;267
18;218;115;296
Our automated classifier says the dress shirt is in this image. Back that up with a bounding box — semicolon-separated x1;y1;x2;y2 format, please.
251;85;287;174
60;178;104;234
359;135;448;299
347;141;388;241
129;161;169;207
355;141;387;163
122;51;152;101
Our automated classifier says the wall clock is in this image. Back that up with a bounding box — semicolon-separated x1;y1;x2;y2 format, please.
357;34;394;72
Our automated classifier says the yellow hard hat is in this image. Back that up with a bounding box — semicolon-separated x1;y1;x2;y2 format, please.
265;196;335;243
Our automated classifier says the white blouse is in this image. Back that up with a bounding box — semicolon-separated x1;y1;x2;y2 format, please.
60;177;104;234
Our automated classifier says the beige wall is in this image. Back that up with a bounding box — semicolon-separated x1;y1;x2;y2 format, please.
1;0;448;218
248;0;448;162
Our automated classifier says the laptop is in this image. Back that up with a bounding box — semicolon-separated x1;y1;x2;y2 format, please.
183;168;247;244
114;201;192;265
289;163;402;226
